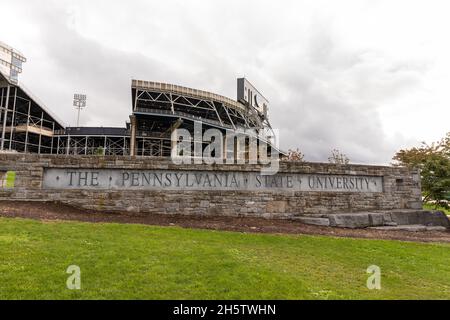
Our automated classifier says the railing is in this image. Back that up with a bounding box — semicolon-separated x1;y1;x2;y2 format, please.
133;107;236;130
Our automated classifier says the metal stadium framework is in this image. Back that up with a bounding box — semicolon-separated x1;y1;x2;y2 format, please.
0;42;279;160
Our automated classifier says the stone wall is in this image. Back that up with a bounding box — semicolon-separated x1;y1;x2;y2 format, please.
0;154;422;218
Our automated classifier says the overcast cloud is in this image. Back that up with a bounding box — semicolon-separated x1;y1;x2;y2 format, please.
1;0;449;164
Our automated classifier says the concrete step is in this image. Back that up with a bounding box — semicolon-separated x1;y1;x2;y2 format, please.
369;225;448;232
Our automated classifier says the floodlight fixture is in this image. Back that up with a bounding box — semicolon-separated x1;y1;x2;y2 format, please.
73;94;87;127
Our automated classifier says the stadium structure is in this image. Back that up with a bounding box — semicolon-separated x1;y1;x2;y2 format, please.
0;41;278;159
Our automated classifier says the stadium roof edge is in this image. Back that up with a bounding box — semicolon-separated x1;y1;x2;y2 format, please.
0;41;26;60
0;70;66;128
131;79;247;112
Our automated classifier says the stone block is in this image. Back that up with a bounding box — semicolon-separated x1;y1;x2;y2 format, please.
296;217;330;227
328;213;370;228
368;213;384;226
425;226;448;231
266;201;286;213
390;211;412;225
199;200;210;208
386;210;450;227
422;211;450;227
409;201;423;210
370;225;425;232
382;212;393;222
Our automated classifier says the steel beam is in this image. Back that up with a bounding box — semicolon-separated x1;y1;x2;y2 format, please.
130;115;137;156
38;111;43;154
24;101;31;152
1;85;10;150
8;87;17;150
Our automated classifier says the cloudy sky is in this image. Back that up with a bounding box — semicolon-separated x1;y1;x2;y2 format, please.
1;0;449;164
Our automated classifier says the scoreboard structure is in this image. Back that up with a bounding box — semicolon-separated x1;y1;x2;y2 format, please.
237;78;269;118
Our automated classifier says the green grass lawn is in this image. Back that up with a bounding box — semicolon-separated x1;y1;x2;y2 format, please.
423;203;450;216
0;217;449;300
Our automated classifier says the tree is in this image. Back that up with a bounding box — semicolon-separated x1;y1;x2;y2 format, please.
285;148;305;162
393;132;450;208
94;147;105;156
328;149;350;165
421;154;450;206
393;132;450;167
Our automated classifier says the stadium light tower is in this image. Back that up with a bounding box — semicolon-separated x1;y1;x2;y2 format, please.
73;94;87;127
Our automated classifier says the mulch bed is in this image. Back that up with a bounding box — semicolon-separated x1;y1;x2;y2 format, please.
0;200;449;243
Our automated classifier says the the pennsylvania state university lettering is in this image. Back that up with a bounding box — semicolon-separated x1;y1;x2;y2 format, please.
43;169;383;193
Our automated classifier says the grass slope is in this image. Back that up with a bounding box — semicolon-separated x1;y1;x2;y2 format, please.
0;217;449;300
